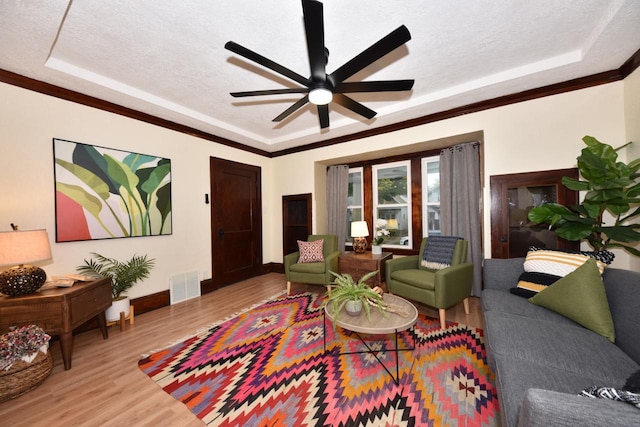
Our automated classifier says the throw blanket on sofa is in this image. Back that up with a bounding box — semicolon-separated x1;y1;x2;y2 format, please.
421;235;461;270
580;386;640;409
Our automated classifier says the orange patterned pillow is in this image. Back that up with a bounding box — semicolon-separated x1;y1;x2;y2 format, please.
297;239;324;263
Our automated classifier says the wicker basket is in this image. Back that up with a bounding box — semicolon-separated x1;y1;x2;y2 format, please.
0;350;53;402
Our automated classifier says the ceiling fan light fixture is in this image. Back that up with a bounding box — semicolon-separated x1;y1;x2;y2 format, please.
308;87;333;105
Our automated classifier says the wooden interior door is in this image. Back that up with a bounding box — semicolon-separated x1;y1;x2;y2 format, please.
210;157;262;286
490;168;579;258
282;193;312;257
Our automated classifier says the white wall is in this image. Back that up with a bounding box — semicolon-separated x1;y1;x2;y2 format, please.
1;73;637;301
273;82;634;268
624;67;640;271
0;82;272;299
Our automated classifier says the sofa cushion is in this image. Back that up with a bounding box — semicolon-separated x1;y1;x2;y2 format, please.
519;388;640;427
297;239;324;263
390;269;435;290
483;311;637;380
289;261;325;274
492;354;635;427
602;268;640;365
529;259;615;342
481;289;579;327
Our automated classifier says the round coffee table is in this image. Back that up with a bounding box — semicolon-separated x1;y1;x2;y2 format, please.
323;293;418;384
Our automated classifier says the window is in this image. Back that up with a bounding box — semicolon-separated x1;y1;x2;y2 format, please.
421;156;440;236
346;167;363;245
373;161;411;247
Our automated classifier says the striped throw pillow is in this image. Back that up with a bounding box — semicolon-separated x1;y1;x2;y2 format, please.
524;249;606;275
510;248;607;298
297;239;324;263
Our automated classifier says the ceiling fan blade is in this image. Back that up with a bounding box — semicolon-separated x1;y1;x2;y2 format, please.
302;0;327;82
231;88;308;97
318;104;329;128
333;93;377;119
334;79;414;93
328;25;411;85
225;41;310;87
273;95;310;122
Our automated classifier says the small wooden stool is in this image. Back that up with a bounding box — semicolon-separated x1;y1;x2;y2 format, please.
106;306;135;332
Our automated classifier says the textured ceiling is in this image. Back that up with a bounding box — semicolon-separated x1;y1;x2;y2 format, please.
1;0;639;153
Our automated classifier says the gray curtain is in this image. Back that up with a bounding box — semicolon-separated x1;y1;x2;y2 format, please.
326;165;349;253
440;143;483;296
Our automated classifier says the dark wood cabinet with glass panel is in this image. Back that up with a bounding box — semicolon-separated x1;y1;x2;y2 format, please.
490;168;580;258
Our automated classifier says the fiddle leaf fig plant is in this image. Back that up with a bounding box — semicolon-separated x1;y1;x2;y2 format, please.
528;136;640;256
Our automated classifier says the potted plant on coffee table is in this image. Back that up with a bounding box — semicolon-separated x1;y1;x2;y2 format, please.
325;270;385;320
77;253;155;322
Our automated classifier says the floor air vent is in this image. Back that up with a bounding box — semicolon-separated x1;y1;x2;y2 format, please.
170;271;201;304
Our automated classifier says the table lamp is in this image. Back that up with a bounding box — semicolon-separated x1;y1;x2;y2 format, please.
0;229;52;296
350;221;369;254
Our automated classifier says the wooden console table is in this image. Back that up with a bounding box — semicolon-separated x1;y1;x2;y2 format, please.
339;251;393;288
0;278;112;370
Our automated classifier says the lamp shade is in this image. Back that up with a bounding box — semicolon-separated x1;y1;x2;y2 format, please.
350;221;369;238
0;229;52;267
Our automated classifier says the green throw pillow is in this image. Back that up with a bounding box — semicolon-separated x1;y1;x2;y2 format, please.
529;258;615;342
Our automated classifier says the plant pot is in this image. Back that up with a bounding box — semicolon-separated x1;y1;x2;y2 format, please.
105;297;130;322
371;245;382;255
345;300;363;316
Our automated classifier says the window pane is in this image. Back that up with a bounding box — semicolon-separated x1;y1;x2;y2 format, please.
346;207;362;243
376;206;409;245
426;161;440;203
348;170;362;206
377;165;408;205
422;156;440;238
426;205;441;235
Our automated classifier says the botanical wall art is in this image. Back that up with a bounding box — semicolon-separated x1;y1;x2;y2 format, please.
53;138;172;242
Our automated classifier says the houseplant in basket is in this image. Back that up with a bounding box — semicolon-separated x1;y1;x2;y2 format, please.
77;253;155;322
325;270;385;320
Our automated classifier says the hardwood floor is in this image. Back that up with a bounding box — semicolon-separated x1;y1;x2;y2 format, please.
0;273;483;426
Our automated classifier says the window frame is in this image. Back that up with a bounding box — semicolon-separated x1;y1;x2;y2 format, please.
345;167;364;247
372;160;412;249
421;155;441;237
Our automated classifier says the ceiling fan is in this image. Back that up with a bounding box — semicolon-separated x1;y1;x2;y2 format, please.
225;0;414;129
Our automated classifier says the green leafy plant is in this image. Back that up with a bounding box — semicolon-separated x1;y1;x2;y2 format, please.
77;253;156;300
528;136;640;256
324;270;385;321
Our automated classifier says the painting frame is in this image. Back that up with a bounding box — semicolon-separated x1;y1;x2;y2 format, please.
53;138;172;242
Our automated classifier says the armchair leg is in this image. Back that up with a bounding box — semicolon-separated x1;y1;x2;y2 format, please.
438;308;446;329
287;281;291;295
463;297;470;315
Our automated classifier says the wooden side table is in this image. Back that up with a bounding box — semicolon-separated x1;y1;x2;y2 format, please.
0;278;112;370
339;251;393;288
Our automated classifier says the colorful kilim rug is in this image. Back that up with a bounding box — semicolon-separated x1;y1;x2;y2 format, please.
139;292;499;426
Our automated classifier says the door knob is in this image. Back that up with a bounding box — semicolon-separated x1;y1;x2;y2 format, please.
218;228;225;239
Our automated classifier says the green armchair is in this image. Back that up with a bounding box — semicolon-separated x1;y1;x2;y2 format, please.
284;234;340;295
386;237;473;329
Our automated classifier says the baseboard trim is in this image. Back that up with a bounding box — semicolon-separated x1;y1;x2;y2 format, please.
133;263;284;312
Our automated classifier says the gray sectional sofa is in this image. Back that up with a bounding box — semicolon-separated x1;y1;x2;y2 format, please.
482;257;640;427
